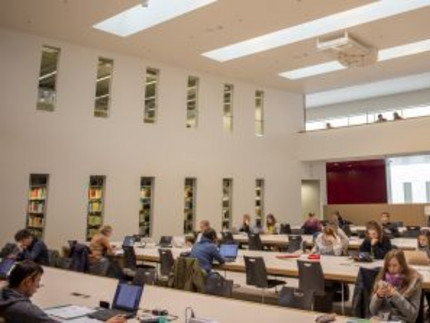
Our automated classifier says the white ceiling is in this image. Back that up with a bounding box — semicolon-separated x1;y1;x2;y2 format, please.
1;0;430;103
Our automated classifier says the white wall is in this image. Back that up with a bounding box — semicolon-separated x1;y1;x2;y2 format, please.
301;180;321;219
0;28;304;249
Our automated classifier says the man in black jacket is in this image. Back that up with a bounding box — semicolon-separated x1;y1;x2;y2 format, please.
14;229;49;266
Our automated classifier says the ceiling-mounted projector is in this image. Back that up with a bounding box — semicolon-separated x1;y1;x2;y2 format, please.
317;32;377;67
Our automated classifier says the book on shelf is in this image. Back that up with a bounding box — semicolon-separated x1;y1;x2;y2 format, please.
30;187;46;199
88;188;103;200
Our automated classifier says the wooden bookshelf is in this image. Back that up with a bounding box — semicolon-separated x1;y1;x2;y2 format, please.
255;179;264;227
222;178;233;230
184;178;196;234
186;76;199;128
86;176;106;241
139;177;154;237
144;68;159;123
26;174;49;239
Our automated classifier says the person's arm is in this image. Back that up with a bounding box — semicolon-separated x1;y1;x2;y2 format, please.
359;238;370;253
22;241;45;262
389;279;422;322
372;237;392;259
19;302;59;323
332;237;343;256
211;245;225;265
369;291;384;316
99;236;114;254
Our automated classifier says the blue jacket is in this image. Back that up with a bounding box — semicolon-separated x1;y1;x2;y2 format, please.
17;238;49;266
191;237;225;272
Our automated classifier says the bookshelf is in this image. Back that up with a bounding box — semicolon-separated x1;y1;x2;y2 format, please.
255;90;264;136
139;177;154;237
255;179;264;228
186;76;199;128
223;84;233;132
144;68;159;123
94;57;113;118
86;176;106;241
184;178;196;234
26;174;49;239
37;46;60;112
222;178;233;230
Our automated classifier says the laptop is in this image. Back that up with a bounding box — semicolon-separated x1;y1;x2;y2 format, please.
219;244;239;263
122;236;135;247
159;236;172;248
88;282;143;321
0;258;15;279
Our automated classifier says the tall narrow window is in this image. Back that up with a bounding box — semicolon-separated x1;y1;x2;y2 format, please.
222;179;233;230
37;46;60;111
426;182;430;203
403;182;412;203
223;84;234;132
140;177;154;236
94;57;113;118
86;176;106;241
186;76;199;128
184;178;196;234
255;90;264;136
27;174;49;239
255;179;265;227
144;68;159;123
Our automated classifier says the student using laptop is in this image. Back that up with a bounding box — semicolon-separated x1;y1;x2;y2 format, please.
14;229;49;266
0;260;126;323
191;229;225;273
219;244;239;263
359;221;392;260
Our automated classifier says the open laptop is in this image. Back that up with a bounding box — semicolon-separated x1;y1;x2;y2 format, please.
88;282;143;321
219;244;239;263
122;236;135;247
0;258;16;280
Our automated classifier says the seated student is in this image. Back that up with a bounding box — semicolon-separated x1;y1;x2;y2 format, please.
239;214;252;234
14;229;49;266
312;226;343;256
359;221;392;260
327;220;349;253
89;225;115;270
380;211;400;238
265;213;280;234
331;211;347;227
302;213;322;235
370;250;422;323
0;260;126;323
417;231;430;258
196;220;211;243
191;229;225;273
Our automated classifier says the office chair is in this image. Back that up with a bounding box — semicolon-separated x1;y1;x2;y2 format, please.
247;233;263;251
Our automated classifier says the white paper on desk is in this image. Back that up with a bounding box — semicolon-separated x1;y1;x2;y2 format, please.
65;318;100;323
44;304;96;319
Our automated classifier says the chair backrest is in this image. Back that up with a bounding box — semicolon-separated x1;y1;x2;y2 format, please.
220;232;235;244
297;260;325;295
122;246;137;270
158;248;175;276
243;256;268;288
69;243;91;273
341;224;352;237
280;224;292;235
48;249;61;267
287;235;303;253
248;233;263;251
278;286;313;310
403;227;421;238
133;267;156;285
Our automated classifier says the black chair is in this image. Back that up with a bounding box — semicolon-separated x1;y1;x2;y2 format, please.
351;267;380;318
404;226;421;238
297;260;332;312
341;224;352;237
243;256;285;303
248;233;263;251
122;246;155;279
48;249;61;267
278;286;313;310
133;267;156;285
287;235;303;253
159;236;173;248
280;224;292;235
205;272;233;297
220;232;235;244
158;248;175;278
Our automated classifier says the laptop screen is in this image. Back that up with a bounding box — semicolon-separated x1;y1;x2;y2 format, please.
219;244;238;258
0;259;15;277
122;236;135;247
113;283;143;311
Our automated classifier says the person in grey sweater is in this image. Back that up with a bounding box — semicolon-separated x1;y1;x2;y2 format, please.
312;226;343;256
370;250;422;323
0;260;126;323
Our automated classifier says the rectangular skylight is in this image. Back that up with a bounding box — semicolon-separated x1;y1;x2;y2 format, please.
378;38;430;61
93;0;217;37
202;0;430;62
280;38;430;80
279;61;345;80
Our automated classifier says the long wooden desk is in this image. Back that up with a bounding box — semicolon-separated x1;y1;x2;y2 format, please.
133;247;430;290
32;267;351;323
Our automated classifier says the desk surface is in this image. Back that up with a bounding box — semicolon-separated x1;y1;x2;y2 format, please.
32;267;351;323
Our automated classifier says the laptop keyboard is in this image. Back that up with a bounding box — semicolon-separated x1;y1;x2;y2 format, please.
88;308;134;321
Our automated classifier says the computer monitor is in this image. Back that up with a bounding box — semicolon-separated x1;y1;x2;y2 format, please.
112;282;144;312
219;244;239;259
122;236;135;247
0;258;15;279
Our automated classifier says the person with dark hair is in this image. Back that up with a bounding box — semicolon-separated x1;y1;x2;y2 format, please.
239;214;252;234
0;260;127;323
302;213;322;235
370;250;422;322
191;228;225;273
265;213;280;234
331;210;346;226
14;229;49;266
359;221;392;259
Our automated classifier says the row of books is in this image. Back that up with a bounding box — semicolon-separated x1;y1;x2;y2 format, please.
88;215;102;226
29;187;46;199
88;188;103;200
88;201;102;212
28;216;43;228
28;201;44;213
140;187;152;198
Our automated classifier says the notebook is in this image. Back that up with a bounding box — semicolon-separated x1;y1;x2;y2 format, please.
88;282;143;321
0;258;15;279
219;244;238;262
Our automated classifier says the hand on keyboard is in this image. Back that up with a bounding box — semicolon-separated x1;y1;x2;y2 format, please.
107;314;127;323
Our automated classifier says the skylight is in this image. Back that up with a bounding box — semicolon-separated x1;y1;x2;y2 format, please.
93;0;217;37
279;38;430;80
202;0;430;62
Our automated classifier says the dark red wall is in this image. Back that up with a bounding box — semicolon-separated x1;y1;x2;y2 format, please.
326;159;387;204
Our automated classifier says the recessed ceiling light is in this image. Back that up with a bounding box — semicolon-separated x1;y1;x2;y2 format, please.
279;61;345;80
279;38;430;80
93;0;217;37
202;0;430;62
